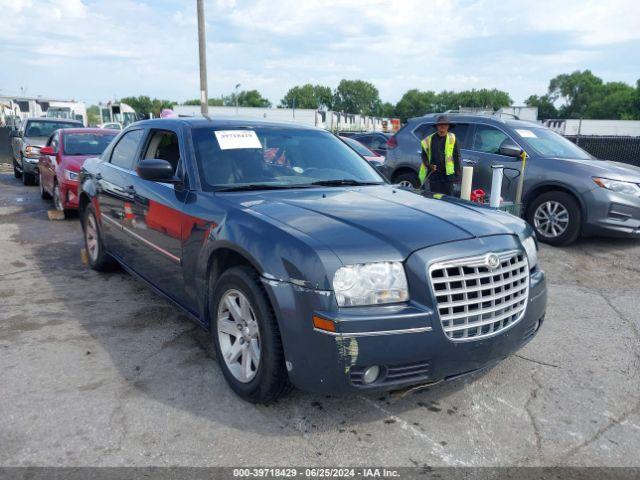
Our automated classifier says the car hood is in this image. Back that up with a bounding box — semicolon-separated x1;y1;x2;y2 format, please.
220;186;522;263
24;137;48;147
60;154;93;171
551;157;640;183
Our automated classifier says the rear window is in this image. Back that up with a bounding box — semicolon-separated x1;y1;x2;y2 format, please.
63;132;117;156
25;121;82;137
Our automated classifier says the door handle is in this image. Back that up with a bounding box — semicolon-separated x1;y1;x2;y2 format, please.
463;158;477;165
95;173;102;180
124;185;136;195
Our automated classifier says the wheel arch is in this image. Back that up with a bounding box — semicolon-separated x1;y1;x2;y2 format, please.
523;182;586;223
391;165;420;183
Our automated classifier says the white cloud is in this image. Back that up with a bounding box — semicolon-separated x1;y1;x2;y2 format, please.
1;0;638;106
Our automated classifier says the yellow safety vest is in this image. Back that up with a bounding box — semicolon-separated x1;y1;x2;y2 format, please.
419;132;456;183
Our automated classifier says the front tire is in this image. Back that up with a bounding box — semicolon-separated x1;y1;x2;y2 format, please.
53;181;67;217
82;204;115;271
527;191;581;246
13;159;22;179
210;266;290;403
21;157;35;186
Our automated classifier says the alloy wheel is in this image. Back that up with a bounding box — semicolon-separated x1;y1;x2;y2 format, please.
398;180;414;188
534;200;569;238
217;289;261;383
85;213;99;262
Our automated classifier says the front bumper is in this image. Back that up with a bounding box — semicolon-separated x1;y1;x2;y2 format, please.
22;157;39;175
265;236;547;394
581;186;640;238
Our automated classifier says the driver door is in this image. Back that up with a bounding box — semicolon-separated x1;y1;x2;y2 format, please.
468;124;525;202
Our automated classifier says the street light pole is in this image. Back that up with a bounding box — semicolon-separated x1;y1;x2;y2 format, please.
235;83;241;115
197;0;208;116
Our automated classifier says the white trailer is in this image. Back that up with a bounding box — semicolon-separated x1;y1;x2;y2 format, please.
544;119;640;137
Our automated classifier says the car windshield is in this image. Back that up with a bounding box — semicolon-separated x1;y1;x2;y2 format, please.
63;132;117;155
514;127;592;160
341;136;375;156
191;127;385;190
26;121;81;137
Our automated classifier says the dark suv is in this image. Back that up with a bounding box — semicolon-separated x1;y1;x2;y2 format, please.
382;114;640;245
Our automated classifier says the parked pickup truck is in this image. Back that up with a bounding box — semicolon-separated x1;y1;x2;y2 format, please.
11;117;83;185
78;117;547;403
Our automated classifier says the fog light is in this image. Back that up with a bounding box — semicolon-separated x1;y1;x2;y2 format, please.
363;366;380;384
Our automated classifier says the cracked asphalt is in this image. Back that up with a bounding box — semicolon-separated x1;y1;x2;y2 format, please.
1;165;639;467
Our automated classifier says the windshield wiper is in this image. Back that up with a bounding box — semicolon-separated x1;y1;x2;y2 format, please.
310;179;384;187
215;184;312;192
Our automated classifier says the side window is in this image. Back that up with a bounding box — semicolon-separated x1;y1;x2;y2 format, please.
110;129;144;170
471;125;510;154
142;130;181;175
452;123;469;148
51;132;59;152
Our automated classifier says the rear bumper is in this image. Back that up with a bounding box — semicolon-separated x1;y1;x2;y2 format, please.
264;238;547;394
581;187;640;238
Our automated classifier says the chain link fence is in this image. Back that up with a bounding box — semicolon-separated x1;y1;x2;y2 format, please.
566;135;640;167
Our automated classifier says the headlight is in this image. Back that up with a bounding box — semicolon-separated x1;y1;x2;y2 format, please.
64;169;79;181
593;177;640;198
522;236;538;270
333;262;409;307
25;146;41;158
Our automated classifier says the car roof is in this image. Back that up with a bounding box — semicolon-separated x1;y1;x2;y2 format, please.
61;128;117;134
407;113;541;129
129;116;320;131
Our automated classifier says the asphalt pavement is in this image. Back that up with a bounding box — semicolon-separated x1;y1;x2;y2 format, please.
1;165;639;467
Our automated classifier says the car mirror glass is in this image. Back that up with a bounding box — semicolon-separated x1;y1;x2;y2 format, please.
499;142;523;158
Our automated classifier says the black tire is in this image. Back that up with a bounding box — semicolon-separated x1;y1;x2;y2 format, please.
21;157;35;186
13;159;22;179
82;204;116;271
210;266;291;404
393;171;420;189
527;191;581;246
39;172;51;199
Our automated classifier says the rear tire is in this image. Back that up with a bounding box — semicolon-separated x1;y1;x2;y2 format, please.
527;191;581;246
82;204;116;271
393;171;420;189
210;266;291;404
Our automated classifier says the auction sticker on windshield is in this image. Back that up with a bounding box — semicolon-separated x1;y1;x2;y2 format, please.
215;130;262;150
516;129;538;138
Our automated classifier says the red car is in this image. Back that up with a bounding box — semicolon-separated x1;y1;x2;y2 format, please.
38;128;118;215
340;135;385;168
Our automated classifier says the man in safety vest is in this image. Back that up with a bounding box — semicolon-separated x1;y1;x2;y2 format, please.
419;114;461;195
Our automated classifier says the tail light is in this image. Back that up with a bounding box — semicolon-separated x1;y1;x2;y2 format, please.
386;135;398;149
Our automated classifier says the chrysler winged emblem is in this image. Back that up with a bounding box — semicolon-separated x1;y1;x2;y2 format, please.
486;254;500;269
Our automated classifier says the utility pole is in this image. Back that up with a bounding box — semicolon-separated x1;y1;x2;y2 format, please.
197;0;208;115
235;83;241;115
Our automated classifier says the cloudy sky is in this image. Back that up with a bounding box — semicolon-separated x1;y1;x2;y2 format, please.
1;0;639;107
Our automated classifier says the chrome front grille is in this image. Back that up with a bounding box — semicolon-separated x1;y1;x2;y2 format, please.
429;251;529;341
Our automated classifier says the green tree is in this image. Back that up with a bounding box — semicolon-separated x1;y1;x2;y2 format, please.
87;105;101;125
379;102;396;118
394;89;438;122
332;79;382;115
226;90;272;108
280;84;333;109
524;94;558;120
584;81;636;119
120;95;175;118
547;70;603;118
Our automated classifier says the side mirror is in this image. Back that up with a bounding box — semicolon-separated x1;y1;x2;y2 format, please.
499;142;523;158
137;159;178;182
40;146;54;156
